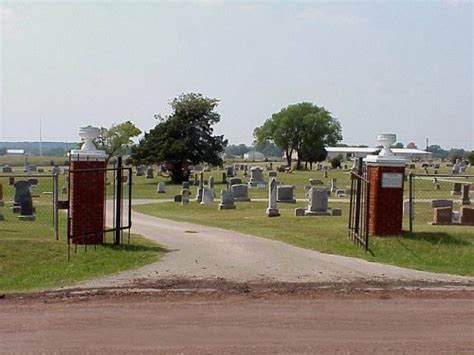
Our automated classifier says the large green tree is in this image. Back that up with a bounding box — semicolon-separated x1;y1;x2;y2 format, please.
94;121;142;163
254;102;342;168
131;93;227;183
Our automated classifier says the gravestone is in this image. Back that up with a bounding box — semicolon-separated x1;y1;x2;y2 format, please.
323;170;328;178
452;159;461;174
431;199;453;208
222;172;227;184
52;166;60;175
461;184;471;205
61;186;68;194
195;171;205;202
229;177;242;186
266;178;280;217
219;190;236;210
231;184;251;202
14;180;35;220
194;173;200;186
200;187;214;205
268;171;277;178
331;208;342;216
63;167;69;175
146;167;154;179
434;163;440;169
182;181;190;190
403;200;411;218
2;165;12;173
243;165;248;176
37;168;44;173
181;189;190;205
276;185;296;203
29;165;37;172
335;189;346;198
225;166;234;178
433;207;452;225
248;166;265;187
157;181;166;193
309;179;324;186
294;208;305;217
330;178;337;193
451;183;462;196
460;206;474;225
136;166;145;176
174;194;182;202
305;188;330;216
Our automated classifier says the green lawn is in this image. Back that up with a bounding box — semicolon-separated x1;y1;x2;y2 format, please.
0;204;166;294
135;201;474;276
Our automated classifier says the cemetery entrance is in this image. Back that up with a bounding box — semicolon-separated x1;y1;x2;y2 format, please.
0;171;62;241
67;157;132;256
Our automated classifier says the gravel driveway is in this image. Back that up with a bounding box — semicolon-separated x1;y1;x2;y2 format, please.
72;200;474;289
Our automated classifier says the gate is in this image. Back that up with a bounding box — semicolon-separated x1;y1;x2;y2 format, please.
348;158;371;251
67;156;132;256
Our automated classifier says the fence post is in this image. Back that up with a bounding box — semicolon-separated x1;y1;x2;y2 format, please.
409;172;413;233
114;156;123;245
53;172;59;240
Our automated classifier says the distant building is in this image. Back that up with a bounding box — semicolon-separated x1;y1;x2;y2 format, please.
244;151;265;161
325;147;432;161
6;149;25;155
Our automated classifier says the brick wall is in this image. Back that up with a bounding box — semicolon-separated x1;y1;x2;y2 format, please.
367;165;405;236
70;160;106;244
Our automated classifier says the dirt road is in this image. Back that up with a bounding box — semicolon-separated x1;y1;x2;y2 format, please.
1;290;473;354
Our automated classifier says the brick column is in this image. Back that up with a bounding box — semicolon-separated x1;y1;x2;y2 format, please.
367;165;405;235
365;134;407;236
69;127;107;245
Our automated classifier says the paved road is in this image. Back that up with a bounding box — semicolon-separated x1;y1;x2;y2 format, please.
72;201;474;290
2;296;473;353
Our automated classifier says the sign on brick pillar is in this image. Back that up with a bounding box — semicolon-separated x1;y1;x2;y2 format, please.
69;126;107;245
365;134;407;236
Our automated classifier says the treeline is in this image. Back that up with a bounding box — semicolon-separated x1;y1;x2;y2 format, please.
0;142;78;156
224;142;283;158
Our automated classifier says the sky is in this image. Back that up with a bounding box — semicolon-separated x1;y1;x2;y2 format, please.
1;0;472;150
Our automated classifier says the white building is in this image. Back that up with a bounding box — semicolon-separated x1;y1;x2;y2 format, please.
244;151;265;161
325;147;432;161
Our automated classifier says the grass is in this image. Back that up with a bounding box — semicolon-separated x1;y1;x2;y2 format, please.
134;201;474;276
0;204;166;293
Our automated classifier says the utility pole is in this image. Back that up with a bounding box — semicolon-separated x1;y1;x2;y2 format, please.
39;118;43;157
425;137;429;151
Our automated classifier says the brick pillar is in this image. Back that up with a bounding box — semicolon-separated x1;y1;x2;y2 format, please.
69;126;107;245
367;165;405;236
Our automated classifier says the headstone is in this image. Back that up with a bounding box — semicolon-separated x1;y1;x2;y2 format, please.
195;171;205;202
63;167;69;175
323;170;328;178
229;177;242;186
266;178;280;217
331;208;342;216
222;172;227;184
37;168;44;173
459;206;474;225
335;189;346;198
14;180;35;220
136;166;145;176
461;184;471;205
276;185;296;203
268;171;277;178
403;200;411;218
174;194;182;203
433;207;452;225
182;181;190;190
61;186;68;194
52;166;60;175
225;166;234;178
434;163;440;169
294;208;305;217
248;166;265;187
194;173;200;186
2;165;12;173
146;167;154;179
451;183;462;196
452;159;461;174
231;184;251;202
431;199;453;208
424;167;429;174
200;187;214;205
219;190;236;210
157;181;166;193
29;165;37;172
330;178;337;193
181;189;190;205
434;169;438;175
305;188;330;216
309;179;324;186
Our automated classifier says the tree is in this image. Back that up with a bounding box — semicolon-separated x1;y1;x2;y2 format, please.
406;142;417;149
94;121;142;163
468;151;474;165
330;154;343;169
254;102;341;169
392;142;404;148
131;93;227;183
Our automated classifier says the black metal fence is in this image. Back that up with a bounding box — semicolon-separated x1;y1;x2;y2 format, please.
348;158;371;251
406;173;474;231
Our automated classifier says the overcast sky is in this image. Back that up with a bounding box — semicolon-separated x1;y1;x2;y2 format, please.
1;1;472;149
